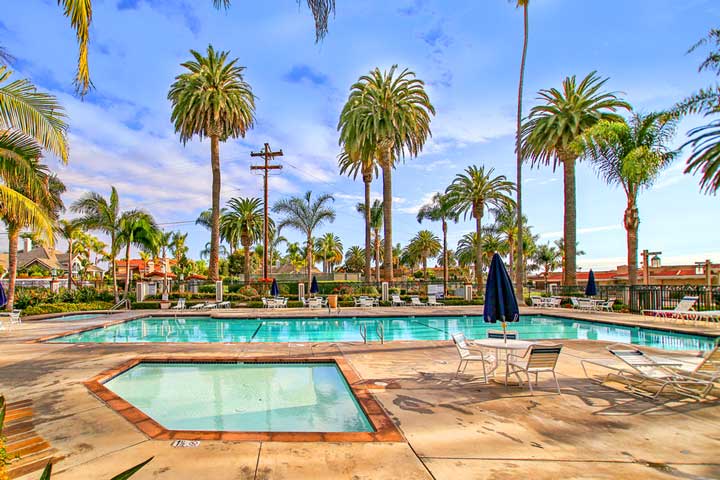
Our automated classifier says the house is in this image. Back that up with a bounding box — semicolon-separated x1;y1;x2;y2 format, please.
115;258;176;281
13;238;83;278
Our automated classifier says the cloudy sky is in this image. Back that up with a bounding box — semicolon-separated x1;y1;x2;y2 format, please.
2;0;719;269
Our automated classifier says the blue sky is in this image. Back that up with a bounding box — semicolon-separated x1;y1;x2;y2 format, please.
2;0;719;270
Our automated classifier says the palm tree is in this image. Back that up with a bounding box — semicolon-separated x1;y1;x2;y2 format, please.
169;45;256;281
117;211;159;299
407;230;441;277
511;0;530;297
153;230;173;299
456;232;478;280
222;197;264;284
340;149;378;282
170;232;189;264
272;191;335;285
576;112;679;285
417;192;456;295
315;233;344;273
489;203;528;275
356;200;383;283
57;219;83;290
338;65;435;281
343;246;365;273
522;72;629;286
445;166;515;291
54;1;335;96
71;187;122;302
553;238;585;276
532;243;562;292
673;28;720;194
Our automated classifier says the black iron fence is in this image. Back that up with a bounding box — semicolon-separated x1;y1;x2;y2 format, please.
550;284;720;313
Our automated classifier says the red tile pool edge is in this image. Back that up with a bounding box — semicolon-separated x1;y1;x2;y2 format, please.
84;356;405;443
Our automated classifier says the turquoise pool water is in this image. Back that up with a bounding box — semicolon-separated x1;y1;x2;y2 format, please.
44;313;109;322
47;314;717;351
104;362;373;432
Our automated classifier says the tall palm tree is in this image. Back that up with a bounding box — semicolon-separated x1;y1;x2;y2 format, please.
223;197;264;284
170;231;189;264
512;0;530;297
340;148;378;282
153;230;173;298
57;219;83;290
407;230;441;277
315;233;344;273
356;199;383;283
169;45;256;281
272;191;335;285
338;65;435;281
577;112;678;285
117;210;159;299
417;192;456;295
489;203;528;275
445;166;515;291
522;72;628;286
71;187;122;302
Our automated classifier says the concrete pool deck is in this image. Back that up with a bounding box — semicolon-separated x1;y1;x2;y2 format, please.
1;307;719;479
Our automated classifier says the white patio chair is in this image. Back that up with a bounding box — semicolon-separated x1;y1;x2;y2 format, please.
451;333;497;383
427;295;443;306
530;296;545;308
217;301;231;309
642;296;698;323
189;303;206;310
597;298;615;312
171;298;186;310
507;344;563;395
410;296;427;307
9;310;21;324
391;295;407;306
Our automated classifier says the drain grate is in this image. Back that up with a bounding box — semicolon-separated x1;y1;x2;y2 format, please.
171;440;200;448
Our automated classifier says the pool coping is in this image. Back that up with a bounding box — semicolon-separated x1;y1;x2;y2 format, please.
84;356;404;443
35;309;720;345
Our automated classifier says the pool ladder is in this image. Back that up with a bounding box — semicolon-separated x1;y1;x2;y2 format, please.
359;321;384;345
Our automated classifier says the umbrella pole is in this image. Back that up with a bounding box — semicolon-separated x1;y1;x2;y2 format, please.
501;321;507;344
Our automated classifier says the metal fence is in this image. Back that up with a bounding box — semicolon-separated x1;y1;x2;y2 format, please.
551;284;720;313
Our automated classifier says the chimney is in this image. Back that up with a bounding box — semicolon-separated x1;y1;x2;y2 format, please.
23;237;32;253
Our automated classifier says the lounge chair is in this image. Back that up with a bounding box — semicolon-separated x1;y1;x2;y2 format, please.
596;298;615;312
410;296;427;307
571;297;594;311
217;301;231;309
605;344;715;400
548;297;563;308
507;344;563;394
305;297;323;309
171;298;186;310
671;344;720;385
427;295;443;306
530;296;546;307
391;295;407;307
451;333;497;383
642;296;698;322
487;330;519;340
189;303;206;310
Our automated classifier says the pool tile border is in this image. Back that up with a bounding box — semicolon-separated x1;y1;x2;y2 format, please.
84;356;404;443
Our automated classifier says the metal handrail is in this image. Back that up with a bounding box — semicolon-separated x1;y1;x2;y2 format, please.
359;324;367;344
111;298;131;311
376;321;384;345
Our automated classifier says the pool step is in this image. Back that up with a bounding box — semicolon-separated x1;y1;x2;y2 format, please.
3;399;62;479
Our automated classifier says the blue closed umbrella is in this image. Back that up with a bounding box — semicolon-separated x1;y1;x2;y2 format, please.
585;270;597;297
270;278;280;297
310;276;319;295
483;253;519;341
0;282;6;308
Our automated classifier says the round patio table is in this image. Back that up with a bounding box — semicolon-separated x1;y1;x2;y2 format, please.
472;338;534;385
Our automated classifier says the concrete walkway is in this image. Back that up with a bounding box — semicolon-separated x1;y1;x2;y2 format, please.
1;308;719;479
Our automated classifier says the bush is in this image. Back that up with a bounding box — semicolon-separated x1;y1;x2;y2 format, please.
13;287;114;310
23;301;113;316
131;301;161;309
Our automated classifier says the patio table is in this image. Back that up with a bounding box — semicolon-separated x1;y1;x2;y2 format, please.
472;338;535;385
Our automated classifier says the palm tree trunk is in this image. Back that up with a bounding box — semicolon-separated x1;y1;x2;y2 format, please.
243;243;251;285
562;156;577;286
306;234;313;287
442;219;448;296
363;174;372;283
381;151;393;282
625;196;640;286
475;213;484;292
209;134;221;281
515;1;529;298
67;238;73;290
123;241;132;300
163;246;168;298
111;233;119;303
6;225;19;311
374;232;381;284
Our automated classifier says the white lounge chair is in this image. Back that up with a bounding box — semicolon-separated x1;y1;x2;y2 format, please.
410;296;427;307
452;333;497;383
189;303;206;310
391;295;407;307
530;296;546;308
507;344;563;394
571;297;594;311
217;301;231;309
171;298;186;310
548;297;563;308
642;296;698;322
671;344;720;385
427;295;443;306
9;310;21;324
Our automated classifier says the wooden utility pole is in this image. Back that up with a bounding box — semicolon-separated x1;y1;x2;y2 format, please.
250;143;283;281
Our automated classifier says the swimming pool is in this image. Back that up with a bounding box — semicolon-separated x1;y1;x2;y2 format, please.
104;362;373;432
48;314;717;351
43;313;110;322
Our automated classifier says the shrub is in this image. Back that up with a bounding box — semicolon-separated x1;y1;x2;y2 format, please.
237;286;259;297
23;301;113;316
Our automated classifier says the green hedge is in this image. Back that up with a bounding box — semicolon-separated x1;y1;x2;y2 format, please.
23;301;113;316
14;287;115;310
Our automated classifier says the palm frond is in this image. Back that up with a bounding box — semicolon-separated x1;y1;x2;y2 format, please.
58;0;93;96
684;119;720;194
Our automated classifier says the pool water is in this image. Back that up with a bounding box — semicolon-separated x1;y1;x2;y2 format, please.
44;313;109;322
104;362;373;432
47;314;717;351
